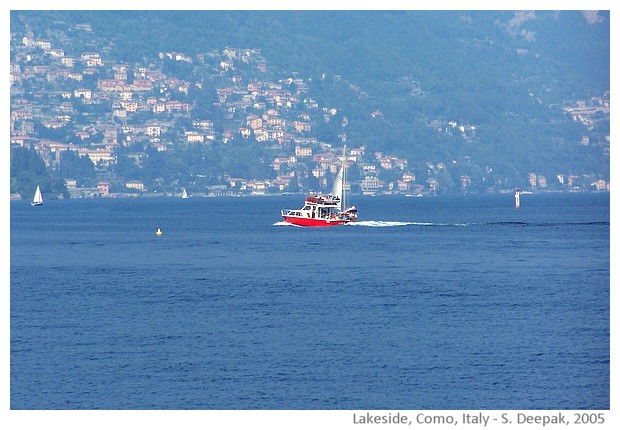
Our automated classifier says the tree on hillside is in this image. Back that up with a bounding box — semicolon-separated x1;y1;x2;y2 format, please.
59;150;97;187
10;146;51;198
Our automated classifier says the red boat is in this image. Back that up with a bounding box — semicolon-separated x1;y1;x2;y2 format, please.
281;146;358;227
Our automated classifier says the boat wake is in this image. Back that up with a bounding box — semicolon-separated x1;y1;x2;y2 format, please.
348;220;421;227
348;220;608;228
348;220;468;228
275;220;608;228
273;221;303;227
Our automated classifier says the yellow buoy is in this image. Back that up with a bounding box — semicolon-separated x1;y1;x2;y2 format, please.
155;228;163;236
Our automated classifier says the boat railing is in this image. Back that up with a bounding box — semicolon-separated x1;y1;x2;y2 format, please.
305;194;341;205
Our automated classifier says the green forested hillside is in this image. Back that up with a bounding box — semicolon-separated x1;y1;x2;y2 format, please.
10;10;610;194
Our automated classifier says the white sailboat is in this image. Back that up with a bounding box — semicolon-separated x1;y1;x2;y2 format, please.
181;188;189;199
31;185;43;206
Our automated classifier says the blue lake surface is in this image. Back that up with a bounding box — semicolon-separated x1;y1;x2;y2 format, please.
10;193;610;410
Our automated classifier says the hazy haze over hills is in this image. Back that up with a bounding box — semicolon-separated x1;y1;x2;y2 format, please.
10;9;610;192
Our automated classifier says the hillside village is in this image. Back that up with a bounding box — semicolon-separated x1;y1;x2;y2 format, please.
10;22;610;200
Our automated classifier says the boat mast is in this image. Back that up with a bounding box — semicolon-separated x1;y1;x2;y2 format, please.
342;145;347;210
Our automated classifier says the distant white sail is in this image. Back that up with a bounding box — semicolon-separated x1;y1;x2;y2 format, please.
31;185;43;206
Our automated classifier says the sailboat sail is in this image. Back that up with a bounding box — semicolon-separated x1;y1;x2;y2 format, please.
31;185;43;206
330;167;344;210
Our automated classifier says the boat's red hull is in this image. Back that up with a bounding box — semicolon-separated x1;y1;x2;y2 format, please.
282;215;352;227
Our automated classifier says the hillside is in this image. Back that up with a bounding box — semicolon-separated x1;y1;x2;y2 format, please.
10;10;610;196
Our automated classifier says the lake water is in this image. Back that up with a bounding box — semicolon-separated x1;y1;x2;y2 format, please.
10;193;610;410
